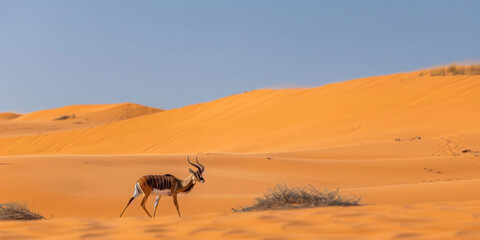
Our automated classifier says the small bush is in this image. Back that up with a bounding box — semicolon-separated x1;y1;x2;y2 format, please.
233;184;362;212
422;64;480;76
0;202;44;221
53;115;71;121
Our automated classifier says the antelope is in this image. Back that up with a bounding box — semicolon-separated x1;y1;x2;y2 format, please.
119;155;205;218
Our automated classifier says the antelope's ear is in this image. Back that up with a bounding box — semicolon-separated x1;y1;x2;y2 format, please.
189;168;195;174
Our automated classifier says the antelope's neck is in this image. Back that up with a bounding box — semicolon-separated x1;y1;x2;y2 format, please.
180;174;195;189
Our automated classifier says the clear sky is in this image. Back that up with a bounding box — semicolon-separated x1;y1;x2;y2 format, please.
1;1;479;113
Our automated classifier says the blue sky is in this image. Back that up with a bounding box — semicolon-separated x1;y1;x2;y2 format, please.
1;0;479;113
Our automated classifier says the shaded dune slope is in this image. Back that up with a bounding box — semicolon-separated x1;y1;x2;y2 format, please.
0;103;162;138
0;113;21;120
0;73;479;155
15;103;162;122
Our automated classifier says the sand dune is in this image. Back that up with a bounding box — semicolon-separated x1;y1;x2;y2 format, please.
1;69;479;239
0;73;479;155
0;112;21;120
15;103;162;122
0;103;162;138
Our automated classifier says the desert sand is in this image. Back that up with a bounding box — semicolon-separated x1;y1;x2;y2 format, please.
0;70;479;239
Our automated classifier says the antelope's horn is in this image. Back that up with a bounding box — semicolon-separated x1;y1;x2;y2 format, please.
195;156;205;173
188;155;202;173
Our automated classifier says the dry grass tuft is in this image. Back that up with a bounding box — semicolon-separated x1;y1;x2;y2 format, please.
233;184;362;212
53;115;71;121
0;202;45;221
419;64;480;76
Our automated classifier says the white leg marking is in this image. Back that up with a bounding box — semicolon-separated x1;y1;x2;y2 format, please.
133;183;141;198
153;195;161;217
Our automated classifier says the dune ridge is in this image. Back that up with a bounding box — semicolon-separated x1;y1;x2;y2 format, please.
0;72;479;155
0;103;162;138
0;112;21;120
15;103;162;122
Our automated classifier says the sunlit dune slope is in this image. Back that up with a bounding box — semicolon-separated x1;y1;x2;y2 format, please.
0;72;479;155
0;112;21;120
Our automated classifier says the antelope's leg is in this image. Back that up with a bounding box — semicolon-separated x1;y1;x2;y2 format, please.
120;183;141;217
140;190;152;218
119;197;135;218
172;194;181;218
153;196;162;217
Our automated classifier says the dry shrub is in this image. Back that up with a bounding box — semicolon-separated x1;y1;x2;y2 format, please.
0;202;44;221
53;115;71;121
421;64;480;76
233;184;362;212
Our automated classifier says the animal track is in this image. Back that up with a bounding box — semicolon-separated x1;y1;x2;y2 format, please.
433;135;465;157
395;136;422;142
423;167;442;174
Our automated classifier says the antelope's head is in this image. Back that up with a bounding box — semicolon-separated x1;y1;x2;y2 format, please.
188;155;205;183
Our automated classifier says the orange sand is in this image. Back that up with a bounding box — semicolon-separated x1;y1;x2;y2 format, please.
1;201;479;240
0;71;479;239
